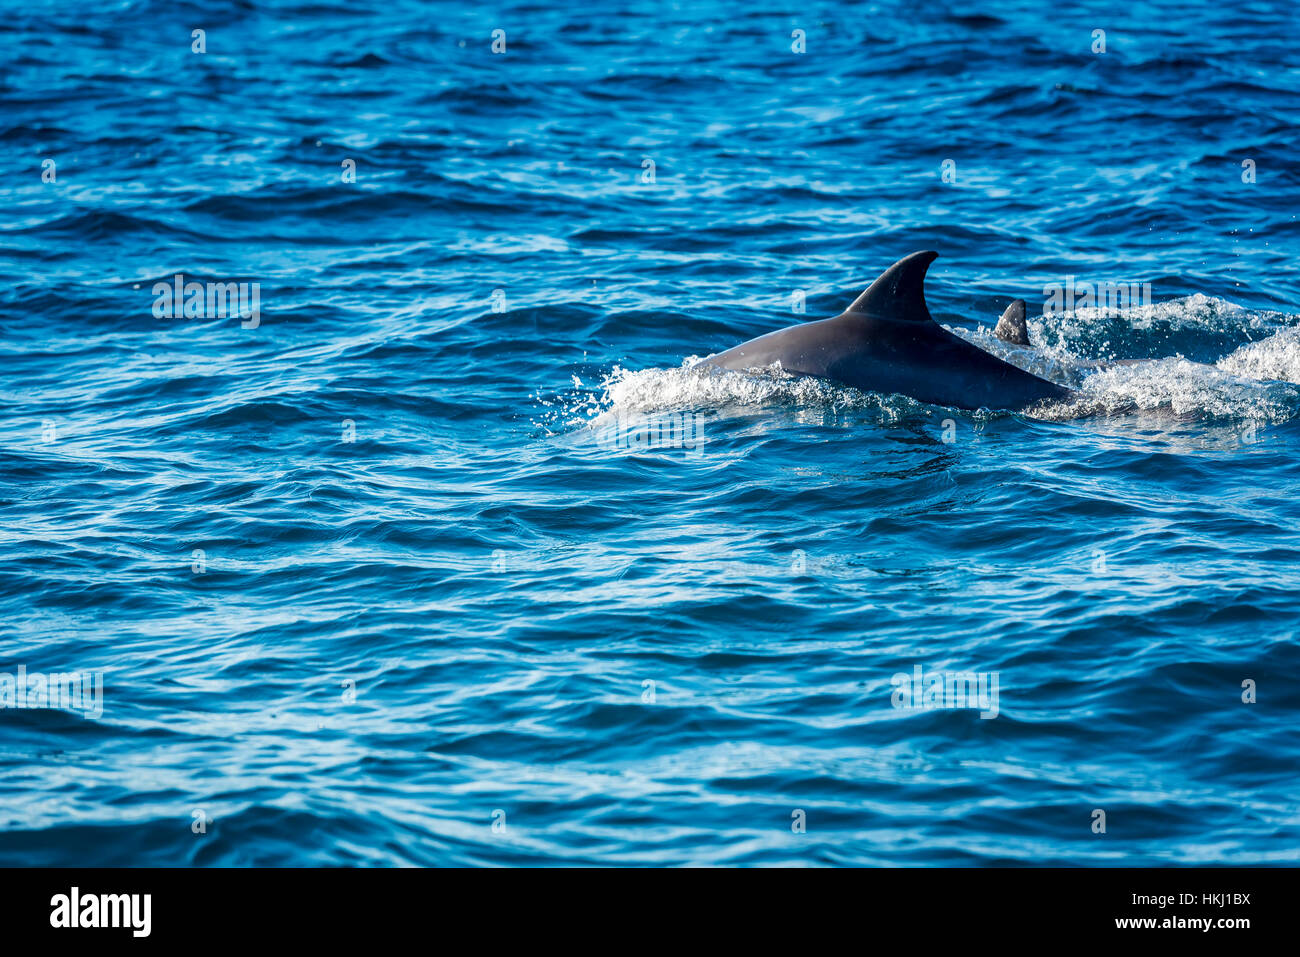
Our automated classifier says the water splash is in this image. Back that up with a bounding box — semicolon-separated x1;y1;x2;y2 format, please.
1217;326;1300;384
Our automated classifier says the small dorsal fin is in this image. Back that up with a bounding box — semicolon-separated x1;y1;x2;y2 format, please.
844;250;939;322
994;299;1029;345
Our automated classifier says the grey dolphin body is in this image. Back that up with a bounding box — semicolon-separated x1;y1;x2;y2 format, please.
704;251;1073;411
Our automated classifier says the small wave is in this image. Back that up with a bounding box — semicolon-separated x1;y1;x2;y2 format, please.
1037;358;1300;423
538;358;972;441
600;360;887;416
1007;294;1294;364
1217;327;1300;384
3;209;207;242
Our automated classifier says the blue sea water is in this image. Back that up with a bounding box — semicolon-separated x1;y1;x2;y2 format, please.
2;0;1299;866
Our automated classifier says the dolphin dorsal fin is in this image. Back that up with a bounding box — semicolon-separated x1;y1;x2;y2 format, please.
845;250;939;322
994;299;1030;345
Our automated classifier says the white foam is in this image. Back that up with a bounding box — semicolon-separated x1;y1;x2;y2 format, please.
1058;293;1250;332
1035;357;1298;423
1216;327;1300;384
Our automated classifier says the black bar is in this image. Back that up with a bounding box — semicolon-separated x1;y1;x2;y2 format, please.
0;867;1281;943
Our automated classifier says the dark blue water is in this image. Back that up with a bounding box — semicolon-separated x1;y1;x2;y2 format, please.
2;0;1299;866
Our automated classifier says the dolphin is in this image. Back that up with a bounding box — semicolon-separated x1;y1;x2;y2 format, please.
994;297;1030;346
703;251;1074;411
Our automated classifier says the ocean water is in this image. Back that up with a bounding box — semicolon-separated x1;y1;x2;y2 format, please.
2;0;1298;866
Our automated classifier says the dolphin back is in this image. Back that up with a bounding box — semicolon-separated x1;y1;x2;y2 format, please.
707;250;1074;411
